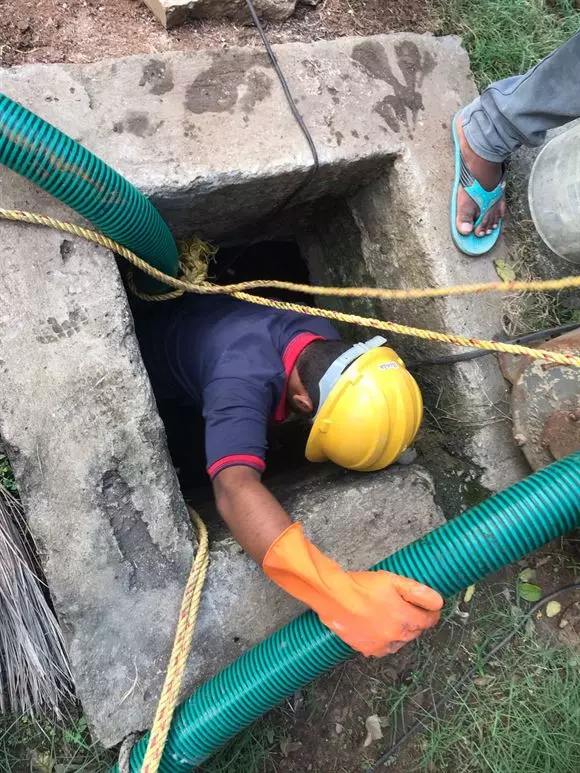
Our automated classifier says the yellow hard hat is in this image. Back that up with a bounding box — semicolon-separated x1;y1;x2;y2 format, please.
305;337;423;472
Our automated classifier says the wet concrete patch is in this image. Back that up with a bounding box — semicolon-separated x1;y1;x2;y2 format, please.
124;111;164;137
352;40;436;132
139;59;174;96
185;49;271;114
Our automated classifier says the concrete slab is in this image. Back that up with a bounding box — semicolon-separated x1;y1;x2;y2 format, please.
0;223;194;746
0;36;412;239
142;0;297;29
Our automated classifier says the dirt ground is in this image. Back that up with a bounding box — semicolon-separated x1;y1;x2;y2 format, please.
0;0;439;68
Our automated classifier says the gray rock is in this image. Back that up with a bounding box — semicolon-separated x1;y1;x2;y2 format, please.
510;329;580;470
142;0;297;28
0;222;194;746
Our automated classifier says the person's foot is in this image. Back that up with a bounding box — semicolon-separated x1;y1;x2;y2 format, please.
455;115;507;237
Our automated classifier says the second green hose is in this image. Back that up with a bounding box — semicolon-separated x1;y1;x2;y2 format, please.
114;452;580;772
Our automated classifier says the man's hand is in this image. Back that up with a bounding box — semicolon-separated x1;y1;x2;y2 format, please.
263;522;443;657
213;468;443;656
320;570;442;656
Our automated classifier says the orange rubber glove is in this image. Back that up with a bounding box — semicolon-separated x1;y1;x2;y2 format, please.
262;522;443;657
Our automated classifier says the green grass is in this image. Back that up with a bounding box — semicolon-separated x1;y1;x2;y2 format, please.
418;639;580;772
439;0;580;87
0;711;115;772
363;582;580;773
0;706;284;773
198;720;281;773
0;454;16;493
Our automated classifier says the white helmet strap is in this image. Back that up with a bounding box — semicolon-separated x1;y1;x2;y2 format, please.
314;336;386;417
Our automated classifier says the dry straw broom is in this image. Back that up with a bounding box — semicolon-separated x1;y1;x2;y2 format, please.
0;479;73;714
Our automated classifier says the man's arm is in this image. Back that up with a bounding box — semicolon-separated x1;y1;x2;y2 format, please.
212;465;443;657
212;465;290;564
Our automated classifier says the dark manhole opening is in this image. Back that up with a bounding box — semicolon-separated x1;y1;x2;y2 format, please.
212;239;314;305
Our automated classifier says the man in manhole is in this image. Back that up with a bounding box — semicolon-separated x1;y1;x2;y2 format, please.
137;293;443;657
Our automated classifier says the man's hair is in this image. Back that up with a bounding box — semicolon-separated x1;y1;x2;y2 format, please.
296;340;352;412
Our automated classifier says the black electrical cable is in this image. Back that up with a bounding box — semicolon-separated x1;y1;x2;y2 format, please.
362;581;580;772
215;1;321;279
408;320;580;367
245;0;319;178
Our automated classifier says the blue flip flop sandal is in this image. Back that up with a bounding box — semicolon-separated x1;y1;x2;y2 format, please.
450;112;506;256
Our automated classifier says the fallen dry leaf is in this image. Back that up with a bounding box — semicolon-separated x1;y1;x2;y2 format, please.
363;714;383;747
280;737;302;757
463;584;476;603
546;601;562;618
31;751;53;773
535;555;552;568
518;567;536;582
494;258;517;281
473;675;495;687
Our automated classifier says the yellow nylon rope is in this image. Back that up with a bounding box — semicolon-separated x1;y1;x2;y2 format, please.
140;507;209;773
2;207;580;367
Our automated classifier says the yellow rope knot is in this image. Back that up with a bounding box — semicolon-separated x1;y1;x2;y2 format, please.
129;236;218;302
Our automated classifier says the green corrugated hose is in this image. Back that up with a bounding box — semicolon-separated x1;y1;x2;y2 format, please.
113;453;580;771
0;93;178;292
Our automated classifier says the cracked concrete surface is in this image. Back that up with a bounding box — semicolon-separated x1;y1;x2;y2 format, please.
0;228;193;746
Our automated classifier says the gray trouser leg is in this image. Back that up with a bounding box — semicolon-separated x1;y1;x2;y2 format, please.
460;31;580;163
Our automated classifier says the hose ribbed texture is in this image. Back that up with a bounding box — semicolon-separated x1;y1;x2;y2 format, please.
113;453;580;772
0;93;178;291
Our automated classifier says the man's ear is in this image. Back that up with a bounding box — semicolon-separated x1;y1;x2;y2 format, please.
292;392;314;415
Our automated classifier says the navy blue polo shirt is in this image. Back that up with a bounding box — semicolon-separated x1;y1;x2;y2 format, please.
136;295;340;479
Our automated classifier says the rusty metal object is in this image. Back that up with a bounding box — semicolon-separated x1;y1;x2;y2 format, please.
510;329;580;471
543;410;580;461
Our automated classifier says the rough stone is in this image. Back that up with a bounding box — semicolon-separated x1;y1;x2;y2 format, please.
0;220;194;746
0;36;410;240
142;0;298;28
510;330;580;470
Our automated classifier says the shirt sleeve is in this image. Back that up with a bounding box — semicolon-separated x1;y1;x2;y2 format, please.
202;377;274;480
